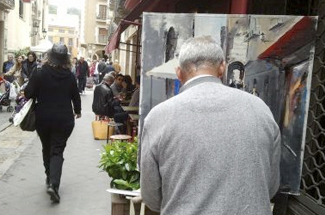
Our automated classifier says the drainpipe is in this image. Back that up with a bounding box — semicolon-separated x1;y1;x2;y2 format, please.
230;0;248;14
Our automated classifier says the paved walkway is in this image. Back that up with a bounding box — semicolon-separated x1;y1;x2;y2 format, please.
0;90;112;215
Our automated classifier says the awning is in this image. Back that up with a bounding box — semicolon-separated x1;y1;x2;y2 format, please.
105;0;159;54
146;58;179;79
258;17;316;60
30;39;53;53
124;0;140;11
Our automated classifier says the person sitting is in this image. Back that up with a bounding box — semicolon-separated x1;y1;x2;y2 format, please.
92;74;115;119
110;74;126;98
113;76;141;133
129;75;140;107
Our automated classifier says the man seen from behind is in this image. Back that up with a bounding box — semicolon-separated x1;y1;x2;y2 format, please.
140;36;281;215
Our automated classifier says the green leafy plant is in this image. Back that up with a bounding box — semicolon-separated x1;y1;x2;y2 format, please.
13;47;30;58
99;137;140;190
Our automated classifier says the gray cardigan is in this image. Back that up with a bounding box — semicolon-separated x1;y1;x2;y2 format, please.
140;76;281;215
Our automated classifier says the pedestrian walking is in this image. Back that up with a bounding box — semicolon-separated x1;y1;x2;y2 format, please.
22;51;38;81
139;36;281;215
24;43;81;203
76;57;89;94
3;55;24;86
2;54;15;82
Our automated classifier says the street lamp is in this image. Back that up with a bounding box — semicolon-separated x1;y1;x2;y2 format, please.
42;28;47;39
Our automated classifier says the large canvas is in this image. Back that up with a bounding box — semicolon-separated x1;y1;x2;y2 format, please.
140;13;318;194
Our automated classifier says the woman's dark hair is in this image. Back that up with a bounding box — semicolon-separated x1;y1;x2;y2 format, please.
27;51;37;62
124;75;133;86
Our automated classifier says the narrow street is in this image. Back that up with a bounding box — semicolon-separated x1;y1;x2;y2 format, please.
0;89;112;215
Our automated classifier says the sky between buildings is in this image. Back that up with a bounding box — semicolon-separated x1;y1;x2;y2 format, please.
48;0;85;9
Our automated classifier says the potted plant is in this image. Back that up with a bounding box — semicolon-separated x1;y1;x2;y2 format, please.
99;137;140;190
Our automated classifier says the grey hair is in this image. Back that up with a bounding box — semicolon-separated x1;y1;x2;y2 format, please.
179;36;225;73
103;74;115;82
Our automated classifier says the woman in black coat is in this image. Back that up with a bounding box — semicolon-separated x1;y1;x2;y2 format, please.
24;44;81;203
22;51;37;80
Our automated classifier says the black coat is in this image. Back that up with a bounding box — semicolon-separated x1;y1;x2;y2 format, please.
24;64;81;126
22;60;37;79
92;82;114;117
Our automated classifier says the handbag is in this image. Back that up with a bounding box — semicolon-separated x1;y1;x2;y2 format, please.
19;99;36;131
92;119;108;140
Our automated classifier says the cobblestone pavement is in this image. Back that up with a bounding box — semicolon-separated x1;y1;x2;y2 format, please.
0;125;35;178
0;90;111;215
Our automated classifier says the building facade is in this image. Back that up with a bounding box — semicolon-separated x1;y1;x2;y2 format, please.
6;0;48;55
47;5;80;58
83;0;108;61
0;0;15;67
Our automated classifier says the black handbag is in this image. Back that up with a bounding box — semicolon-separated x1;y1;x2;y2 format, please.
20;101;36;131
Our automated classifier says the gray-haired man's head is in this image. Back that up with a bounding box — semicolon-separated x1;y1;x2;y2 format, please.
103;74;115;85
178;36;225;74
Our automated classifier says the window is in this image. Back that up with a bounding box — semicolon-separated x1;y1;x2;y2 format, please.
48;28;53;32
98;5;107;19
68;38;73;46
48;36;53;43
68;30;74;34
59;29;65;33
98;28;108;43
60;37;64;44
49;5;57;14
19;0;24;18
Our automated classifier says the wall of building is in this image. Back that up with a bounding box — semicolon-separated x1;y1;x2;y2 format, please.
7;0;33;53
83;0;107;60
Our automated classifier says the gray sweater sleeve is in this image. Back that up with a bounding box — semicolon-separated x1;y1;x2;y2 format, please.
140;123;162;212
269;125;281;198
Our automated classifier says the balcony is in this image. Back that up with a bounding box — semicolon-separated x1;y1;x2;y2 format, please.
96;14;107;22
0;0;15;10
97;35;108;44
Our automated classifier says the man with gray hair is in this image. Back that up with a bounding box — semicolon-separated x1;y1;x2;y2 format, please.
140;36;281;215
92;74;115;118
2;54;14;82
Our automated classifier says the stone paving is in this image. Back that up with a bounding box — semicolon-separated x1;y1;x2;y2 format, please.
0;90;112;215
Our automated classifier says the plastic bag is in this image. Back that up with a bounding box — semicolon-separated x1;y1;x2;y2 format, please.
13;99;33;126
9;83;18;100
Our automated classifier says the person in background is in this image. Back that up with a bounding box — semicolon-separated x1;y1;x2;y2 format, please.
24;43;81;203
98;59;114;83
129;75;140;107
3;55;24;86
139;36;281;215
89;60;97;77
112;59;121;74
71;57;78;80
123;75;135;100
107;61;116;76
77;56;89;94
2;54;15;82
22;51;37;80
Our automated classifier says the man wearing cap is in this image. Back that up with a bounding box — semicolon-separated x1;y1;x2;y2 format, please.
24;43;81;203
